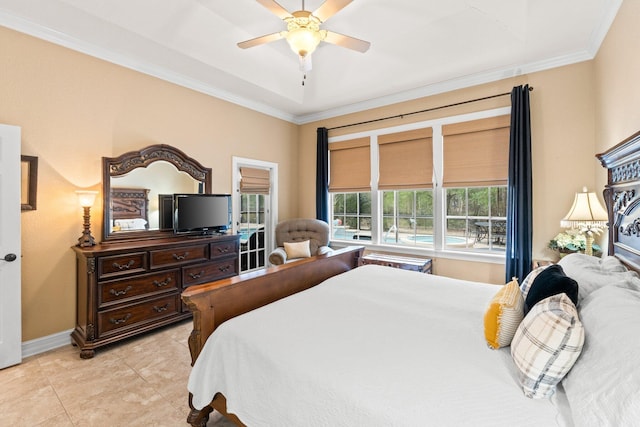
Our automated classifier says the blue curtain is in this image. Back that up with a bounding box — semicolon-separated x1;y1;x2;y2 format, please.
505;85;533;283
316;127;329;222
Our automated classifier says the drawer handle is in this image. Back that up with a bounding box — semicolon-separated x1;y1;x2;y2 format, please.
109;313;132;325
218;265;230;272
112;260;135;270
172;252;189;260
153;304;169;313
189;270;205;279
152;277;173;288
216;246;230;253
110;285;133;297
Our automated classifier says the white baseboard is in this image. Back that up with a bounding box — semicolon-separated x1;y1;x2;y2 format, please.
22;329;74;358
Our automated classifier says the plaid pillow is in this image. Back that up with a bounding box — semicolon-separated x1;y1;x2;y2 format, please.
510;293;584;399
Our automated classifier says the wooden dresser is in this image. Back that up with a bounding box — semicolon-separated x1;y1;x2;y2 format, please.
71;234;239;358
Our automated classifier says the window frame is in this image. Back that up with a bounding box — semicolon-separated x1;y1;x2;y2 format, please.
328;107;511;264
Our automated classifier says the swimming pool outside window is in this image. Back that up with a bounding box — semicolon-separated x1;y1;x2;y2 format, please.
382;189;434;246
332;192;371;241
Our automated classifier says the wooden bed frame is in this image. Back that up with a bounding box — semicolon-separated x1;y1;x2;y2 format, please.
110;187;150;227
181;245;364;427
179;129;640;427
597;129;640;273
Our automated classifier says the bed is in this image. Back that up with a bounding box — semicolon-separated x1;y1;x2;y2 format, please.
110;187;150;231
181;130;640;427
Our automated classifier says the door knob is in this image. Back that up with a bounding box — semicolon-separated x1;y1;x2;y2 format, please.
2;253;17;262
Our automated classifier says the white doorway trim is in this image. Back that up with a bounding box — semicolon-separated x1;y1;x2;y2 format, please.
232;157;278;254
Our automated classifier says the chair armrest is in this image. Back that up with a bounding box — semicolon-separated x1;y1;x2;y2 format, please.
269;247;288;265
317;246;333;256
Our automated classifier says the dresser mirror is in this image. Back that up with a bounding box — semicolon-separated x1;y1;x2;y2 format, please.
102;144;212;241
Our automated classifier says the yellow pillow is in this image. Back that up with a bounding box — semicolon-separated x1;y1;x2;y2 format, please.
484;278;524;349
284;240;311;260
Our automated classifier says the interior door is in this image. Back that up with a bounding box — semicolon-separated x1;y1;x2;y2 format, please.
0;124;22;369
232;158;278;273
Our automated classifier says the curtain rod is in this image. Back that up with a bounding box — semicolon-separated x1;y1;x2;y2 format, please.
327;86;533;131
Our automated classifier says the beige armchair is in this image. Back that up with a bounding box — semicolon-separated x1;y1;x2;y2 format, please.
268;218;332;265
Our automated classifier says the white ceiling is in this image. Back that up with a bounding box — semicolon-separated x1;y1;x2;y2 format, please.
0;0;622;123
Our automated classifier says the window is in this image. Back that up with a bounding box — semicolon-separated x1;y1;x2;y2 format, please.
239;193;266;271
328;108;510;258
332;192;371;241
445;186;507;252
382;189;433;246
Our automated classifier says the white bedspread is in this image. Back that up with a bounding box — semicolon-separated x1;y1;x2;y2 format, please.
188;265;570;426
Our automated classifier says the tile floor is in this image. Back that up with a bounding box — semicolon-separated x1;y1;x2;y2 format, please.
0;320;234;427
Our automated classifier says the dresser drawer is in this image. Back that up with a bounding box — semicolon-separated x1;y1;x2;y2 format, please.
98;252;147;280
99;269;180;307
98;294;181;336
149;244;209;268
182;258;238;287
210;240;238;258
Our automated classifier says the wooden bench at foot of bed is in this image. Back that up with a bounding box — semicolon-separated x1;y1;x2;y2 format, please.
181;245;365;427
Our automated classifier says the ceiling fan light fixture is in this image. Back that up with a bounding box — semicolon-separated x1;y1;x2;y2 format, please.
285;11;323;58
286;27;321;57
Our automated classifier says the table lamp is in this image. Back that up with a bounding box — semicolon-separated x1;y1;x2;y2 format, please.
76;190;98;247
560;187;608;256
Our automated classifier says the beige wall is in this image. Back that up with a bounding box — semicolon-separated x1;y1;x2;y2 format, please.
4;1;639;341
298;62;598;284
594;0;640;190
1;27;298;341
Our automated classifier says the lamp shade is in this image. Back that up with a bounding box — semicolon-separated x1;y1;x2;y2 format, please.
286;27;321;57
561;188;608;229
76;190;98;208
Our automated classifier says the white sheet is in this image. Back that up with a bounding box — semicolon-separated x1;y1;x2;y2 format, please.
188;265;570;426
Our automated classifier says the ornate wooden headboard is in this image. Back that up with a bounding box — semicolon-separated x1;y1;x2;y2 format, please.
110;187;150;225
597;130;640;273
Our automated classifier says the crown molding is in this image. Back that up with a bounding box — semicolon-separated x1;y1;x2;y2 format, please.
0;10;297;123
0;0;622;126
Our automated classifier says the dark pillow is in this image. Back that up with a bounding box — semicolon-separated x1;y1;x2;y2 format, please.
524;264;578;314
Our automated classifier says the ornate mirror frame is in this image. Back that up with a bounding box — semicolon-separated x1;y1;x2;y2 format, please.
102;144;212;242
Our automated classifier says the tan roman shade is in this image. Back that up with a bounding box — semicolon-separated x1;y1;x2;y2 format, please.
240;167;270;194
378;127;433;190
442;115;510;187
329;137;371;192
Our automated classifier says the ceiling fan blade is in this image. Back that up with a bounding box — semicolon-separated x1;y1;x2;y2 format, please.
313;0;353;22
237;32;285;49
256;0;293;20
323;31;370;53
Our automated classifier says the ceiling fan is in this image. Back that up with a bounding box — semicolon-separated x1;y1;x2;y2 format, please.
237;0;370;73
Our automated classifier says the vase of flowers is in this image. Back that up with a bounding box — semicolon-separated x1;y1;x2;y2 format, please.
548;230;601;257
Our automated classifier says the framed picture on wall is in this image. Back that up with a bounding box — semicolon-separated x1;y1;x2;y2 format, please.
21;155;38;211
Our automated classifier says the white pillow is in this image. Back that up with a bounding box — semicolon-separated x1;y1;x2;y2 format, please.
558;253;638;302
114;218;148;230
599;255;628;272
284;240;311;259
511;293;584;399
562;285;640;426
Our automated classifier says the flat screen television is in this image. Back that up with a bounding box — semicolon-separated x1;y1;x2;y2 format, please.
173;194;231;235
